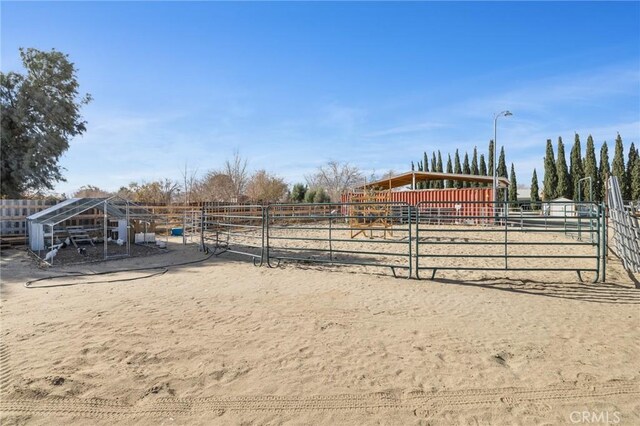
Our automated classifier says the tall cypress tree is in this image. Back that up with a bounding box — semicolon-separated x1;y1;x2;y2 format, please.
508;163;518;207
479;154;487;187
583;135;598;202
446;154;453;188
569;133;584;201
632;156;640;201
497;147;507;178
431;152;438;189
471;147;479;187
416;160;423;189
436;151;444;189
625;142;637;200
543;139;557;200
599;141;611;202
462;152;471;187
530;168;541;208
454;150;463;189
556;137;571;199
488;140;494;179
496;148;507;201
423;152;430;189
612;133;626;198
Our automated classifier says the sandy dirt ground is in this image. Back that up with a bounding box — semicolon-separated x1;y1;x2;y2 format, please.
1;233;639;425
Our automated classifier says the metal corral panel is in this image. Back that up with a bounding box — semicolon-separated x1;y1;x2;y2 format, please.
343;187;494;217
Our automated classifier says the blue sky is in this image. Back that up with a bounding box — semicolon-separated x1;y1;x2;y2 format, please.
2;1;639;194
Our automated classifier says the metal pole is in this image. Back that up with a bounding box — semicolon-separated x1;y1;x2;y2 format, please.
103;200;108;260
602;202;607;282
200;205;205;252
50;224;54;266
126;201;130;257
493;117;497;209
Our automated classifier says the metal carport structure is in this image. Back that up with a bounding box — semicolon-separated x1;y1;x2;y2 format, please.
27;196;160;265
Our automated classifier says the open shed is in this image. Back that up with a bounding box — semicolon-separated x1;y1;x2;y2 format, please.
359;171;510;191
27;196;159;264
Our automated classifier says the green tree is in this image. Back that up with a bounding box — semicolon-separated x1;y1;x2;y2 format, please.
488;140;494;179
313;188;331;203
435;150;444;189
496;148;507;201
416;160;423;189
625;142;638;200
304;188;317;203
290;183;307;203
556;137;571;198
471;147;479;187
569;133;584;200
496;147;507;178
423;151;429;189
462;152;471;187
479;154;487;187
446;154;453;188
612;133;627;198
508;163;518;207
530;168;541;208
583;135;598;202
430;152;438;189
599;141;611;202
453;150;463;189
1;48;92;197
543;139;557;201
632;156;640;201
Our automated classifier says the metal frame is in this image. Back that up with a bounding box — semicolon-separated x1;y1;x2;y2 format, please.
202;204;266;265
414;200;605;282
607;176;640;274
27;196;160;265
264;202;412;278
200;200;607;282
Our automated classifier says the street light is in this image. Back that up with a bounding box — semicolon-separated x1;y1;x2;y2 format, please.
493;110;512;207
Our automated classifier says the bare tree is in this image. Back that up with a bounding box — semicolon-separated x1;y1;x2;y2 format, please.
196;171;236;202
246;170;288;203
306;160;364;201
119;179;180;204
223;150;249;201
180;163;199;205
72;185;112;198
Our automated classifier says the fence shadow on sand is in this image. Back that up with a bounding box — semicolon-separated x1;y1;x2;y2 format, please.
432;277;640;305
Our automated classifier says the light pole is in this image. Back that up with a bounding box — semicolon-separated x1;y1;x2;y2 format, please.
493;110;512;207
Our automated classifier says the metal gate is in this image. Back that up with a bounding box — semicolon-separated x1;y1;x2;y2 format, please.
265;202;412;277
202;204;265;265
414;200;604;282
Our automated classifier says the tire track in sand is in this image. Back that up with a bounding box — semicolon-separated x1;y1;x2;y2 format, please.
0;339;12;394
1;380;638;420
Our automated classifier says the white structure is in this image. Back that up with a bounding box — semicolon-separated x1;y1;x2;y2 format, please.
544;197;575;217
26;196;157;263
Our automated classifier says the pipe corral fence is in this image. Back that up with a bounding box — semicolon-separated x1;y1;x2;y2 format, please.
192;200;606;282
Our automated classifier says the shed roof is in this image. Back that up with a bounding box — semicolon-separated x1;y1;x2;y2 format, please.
27;196;158;226
359;171;510;191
